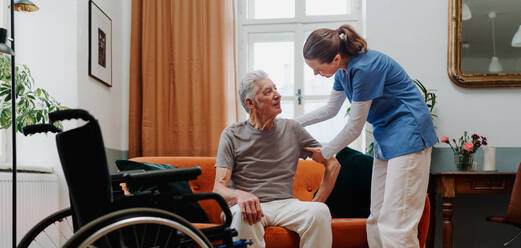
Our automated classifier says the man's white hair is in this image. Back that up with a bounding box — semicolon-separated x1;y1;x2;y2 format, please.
239;70;269;114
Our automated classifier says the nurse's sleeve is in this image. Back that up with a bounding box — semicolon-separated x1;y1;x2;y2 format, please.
294;90;346;127
321;100;372;159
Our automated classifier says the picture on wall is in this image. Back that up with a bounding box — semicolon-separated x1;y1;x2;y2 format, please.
89;0;112;87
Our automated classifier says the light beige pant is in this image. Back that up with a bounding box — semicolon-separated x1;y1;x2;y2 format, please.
366;147;432;248
228;198;332;248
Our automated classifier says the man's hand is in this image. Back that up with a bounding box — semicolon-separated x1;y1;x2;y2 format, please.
304;147;326;164
235;190;264;225
213;168;264;225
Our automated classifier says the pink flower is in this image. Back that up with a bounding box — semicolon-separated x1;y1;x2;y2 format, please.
442;132;487;155
463;142;473;151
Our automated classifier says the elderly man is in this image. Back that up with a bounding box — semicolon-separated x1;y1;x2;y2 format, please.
213;70;341;248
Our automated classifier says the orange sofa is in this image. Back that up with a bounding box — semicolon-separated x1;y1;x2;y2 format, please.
131;156;430;248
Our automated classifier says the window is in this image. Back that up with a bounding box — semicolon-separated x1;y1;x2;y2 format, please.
237;0;368;152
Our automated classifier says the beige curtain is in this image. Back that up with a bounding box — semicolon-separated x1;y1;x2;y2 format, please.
129;0;237;158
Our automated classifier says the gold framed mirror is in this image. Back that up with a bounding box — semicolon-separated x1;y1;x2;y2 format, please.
448;0;521;88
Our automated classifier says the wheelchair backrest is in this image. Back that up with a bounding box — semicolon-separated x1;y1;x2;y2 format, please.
55;113;113;228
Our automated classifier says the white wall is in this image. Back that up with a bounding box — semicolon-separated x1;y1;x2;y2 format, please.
366;0;521;148
15;0;78;210
76;0;130;152
13;0;131;210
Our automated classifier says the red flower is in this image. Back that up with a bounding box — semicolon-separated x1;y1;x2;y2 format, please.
464;142;473;151
441;132;487;155
482;136;488;146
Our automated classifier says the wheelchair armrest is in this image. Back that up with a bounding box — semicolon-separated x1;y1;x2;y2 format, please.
176;192;232;227
123;167;202;185
110;170;145;184
111;171;146;199
179;192;236;244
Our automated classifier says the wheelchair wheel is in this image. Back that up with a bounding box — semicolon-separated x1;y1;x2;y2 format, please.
17;208;74;248
63;207;212;248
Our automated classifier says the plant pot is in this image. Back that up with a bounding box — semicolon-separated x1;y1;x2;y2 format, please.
454;152;474;171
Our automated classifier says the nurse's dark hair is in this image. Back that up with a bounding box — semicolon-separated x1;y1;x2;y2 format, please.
303;24;367;63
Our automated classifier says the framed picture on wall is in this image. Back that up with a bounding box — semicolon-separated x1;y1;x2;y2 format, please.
89;0;112;87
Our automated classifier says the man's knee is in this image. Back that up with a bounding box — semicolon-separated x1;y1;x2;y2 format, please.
305;202;332;225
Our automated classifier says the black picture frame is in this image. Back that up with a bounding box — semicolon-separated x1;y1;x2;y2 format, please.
89;0;112;87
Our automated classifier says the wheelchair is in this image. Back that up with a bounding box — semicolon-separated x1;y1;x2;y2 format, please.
17;109;250;248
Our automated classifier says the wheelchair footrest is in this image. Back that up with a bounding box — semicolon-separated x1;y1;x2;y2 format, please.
215;239;253;248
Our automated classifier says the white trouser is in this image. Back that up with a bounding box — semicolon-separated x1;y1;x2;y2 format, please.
366;147;432;248
228;198;332;248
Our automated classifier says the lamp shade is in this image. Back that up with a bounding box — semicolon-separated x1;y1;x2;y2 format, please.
0;28;14;55
462;3;472;21
14;0;39;12
512;25;521;47
488;56;503;73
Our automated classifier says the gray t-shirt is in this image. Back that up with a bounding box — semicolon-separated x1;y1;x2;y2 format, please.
215;118;320;203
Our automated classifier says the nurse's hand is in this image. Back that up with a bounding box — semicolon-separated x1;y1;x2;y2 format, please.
304;147;326;164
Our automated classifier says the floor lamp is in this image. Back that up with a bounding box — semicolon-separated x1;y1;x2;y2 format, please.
0;0;38;247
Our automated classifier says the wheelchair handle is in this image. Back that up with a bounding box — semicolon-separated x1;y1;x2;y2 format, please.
22;124;63;136
49;109;96;123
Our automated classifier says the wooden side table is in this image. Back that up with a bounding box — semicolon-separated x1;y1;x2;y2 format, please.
427;172;516;248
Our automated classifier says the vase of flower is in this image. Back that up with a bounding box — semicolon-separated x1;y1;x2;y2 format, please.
441;131;487;171
454;152;474;171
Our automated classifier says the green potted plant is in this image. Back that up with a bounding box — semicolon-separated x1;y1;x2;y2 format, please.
0;54;66;133
414;79;437;118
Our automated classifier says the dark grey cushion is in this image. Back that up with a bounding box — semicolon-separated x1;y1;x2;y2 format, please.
326;147;373;218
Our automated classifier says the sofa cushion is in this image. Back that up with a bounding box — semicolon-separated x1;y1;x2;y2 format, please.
262;219;368;248
115;160;210;223
264;227;300;248
326;147;373;218
293;159;325;201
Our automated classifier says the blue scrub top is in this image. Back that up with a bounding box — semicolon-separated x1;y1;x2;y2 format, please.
333;50;438;160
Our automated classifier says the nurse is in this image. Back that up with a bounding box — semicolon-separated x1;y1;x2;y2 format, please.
295;24;437;248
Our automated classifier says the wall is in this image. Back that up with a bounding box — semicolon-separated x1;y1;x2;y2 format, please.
76;0;131;162
15;0;79;211
13;0;130;221
366;0;521;247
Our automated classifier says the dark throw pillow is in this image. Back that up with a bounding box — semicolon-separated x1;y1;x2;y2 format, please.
115;160;210;223
325;147;374;218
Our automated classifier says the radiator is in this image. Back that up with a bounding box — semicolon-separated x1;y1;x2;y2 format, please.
0;172;60;247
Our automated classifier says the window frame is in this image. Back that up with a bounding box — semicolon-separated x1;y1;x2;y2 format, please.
236;0;368;152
